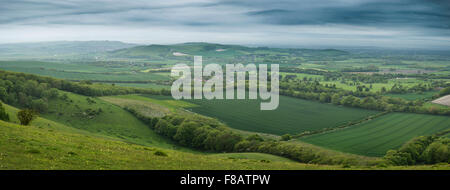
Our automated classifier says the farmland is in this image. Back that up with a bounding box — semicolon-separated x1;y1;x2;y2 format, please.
301;113;450;157
0;61;170;81
179;95;379;135
0;41;449;169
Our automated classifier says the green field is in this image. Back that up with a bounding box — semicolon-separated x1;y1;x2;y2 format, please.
105;82;170;89
385;91;438;101
164;95;380;135
0;61;169;81
301;113;450;157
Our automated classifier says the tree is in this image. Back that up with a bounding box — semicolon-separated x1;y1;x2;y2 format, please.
331;94;341;105
281;134;292;141
174;121;200;146
0;102;10;121
0;87;7;102
17;109;36;125
31;98;48;113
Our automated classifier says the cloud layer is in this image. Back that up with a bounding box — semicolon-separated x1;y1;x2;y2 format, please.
0;0;449;49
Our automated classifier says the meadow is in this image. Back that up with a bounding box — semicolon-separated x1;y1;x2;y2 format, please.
301;113;450;157
41;91;185;150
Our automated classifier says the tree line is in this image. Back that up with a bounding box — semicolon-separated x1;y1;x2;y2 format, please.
0;70;170;113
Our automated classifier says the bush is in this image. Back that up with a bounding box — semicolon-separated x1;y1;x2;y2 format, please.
0;102;10;121
384;150;413;165
154;150;168;157
420;139;450;164
17;109;36;125
281;134;292;141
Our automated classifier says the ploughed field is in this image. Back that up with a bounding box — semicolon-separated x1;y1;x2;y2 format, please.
179;95;379;135
300;113;450;157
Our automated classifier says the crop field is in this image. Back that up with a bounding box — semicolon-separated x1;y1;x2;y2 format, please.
0;61;170;81
385;91;438;101
321;78;429;92
105;82;170;89
301;113;450;157
168;95;380;135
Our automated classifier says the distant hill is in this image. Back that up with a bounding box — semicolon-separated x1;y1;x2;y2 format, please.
0;41;138;59
108;42;349;61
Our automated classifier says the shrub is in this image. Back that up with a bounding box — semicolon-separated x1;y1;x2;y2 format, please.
17;109;36;125
154;150;168;157
281;134;292;141
384;150;413;165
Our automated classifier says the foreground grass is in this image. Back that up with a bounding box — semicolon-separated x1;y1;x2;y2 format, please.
0;120;335;170
1;120;449;170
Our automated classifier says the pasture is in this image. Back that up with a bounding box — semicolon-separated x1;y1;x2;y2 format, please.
41;91;184;150
301;113;450;157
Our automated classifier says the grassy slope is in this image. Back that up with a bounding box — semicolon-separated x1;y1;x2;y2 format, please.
40;91;186;151
2;102;334;169
301;113;450;157
0;120;337;170
1;120;449;170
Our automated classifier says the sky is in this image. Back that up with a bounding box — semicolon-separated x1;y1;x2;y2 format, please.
0;0;449;49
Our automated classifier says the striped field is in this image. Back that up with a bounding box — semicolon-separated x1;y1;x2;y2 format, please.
301;113;450;157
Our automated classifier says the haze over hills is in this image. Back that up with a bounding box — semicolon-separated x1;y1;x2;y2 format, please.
0;41;138;59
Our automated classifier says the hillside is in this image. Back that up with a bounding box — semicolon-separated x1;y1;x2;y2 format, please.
0;119;332;170
108;42;348;62
2;113;449;170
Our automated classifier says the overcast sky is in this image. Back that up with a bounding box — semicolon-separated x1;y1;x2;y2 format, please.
0;0;449;49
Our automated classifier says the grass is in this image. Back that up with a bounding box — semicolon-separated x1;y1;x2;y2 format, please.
210;153;296;162
104;82;170;89
172;95;379;135
301;113;450;157
41;91;186;151
385;91;438;101
0;119;344;170
2;120;449;170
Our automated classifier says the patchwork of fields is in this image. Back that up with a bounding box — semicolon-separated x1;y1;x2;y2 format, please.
179;95;379;135
0;61;170;81
301;113;450;157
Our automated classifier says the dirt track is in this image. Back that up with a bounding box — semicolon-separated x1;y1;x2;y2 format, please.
432;95;450;106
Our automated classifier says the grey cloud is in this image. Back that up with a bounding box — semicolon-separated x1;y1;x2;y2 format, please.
0;0;449;49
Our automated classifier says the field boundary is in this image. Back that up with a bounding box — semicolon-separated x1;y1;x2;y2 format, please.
293;111;390;138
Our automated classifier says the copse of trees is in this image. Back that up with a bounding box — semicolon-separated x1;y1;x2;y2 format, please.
384;135;449;165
